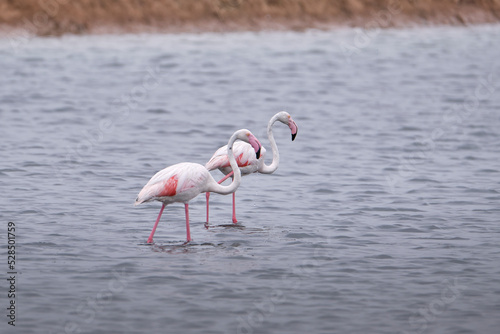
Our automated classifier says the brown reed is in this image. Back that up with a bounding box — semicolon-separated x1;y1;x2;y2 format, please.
0;0;499;36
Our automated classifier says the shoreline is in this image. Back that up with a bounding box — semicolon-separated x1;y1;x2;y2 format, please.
0;0;499;37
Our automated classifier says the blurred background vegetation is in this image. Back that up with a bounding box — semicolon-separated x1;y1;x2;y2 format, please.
1;0;499;35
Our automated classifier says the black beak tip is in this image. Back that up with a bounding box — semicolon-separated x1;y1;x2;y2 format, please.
256;147;261;159
291;133;297;141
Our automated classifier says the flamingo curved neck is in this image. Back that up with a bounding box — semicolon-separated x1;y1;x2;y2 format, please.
258;115;280;174
206;132;242;195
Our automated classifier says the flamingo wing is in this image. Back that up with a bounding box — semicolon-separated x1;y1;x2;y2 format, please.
205;141;262;171
135;163;207;205
205;145;230;171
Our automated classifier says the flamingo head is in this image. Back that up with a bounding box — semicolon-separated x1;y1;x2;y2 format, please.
276;111;298;141
238;130;262;159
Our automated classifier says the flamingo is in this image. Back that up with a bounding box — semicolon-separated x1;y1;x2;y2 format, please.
135;129;262;244
205;111;298;224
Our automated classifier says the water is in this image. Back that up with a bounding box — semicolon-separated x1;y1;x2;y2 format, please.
1;25;499;334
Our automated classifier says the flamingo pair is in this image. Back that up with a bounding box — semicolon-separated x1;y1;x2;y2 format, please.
135;111;298;244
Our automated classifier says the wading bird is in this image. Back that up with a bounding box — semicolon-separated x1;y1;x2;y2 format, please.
205;111;298;223
135;129;262;244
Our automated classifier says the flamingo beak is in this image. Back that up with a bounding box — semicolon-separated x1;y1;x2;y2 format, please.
248;134;262;159
289;119;298;141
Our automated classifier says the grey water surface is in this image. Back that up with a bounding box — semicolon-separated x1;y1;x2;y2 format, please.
1;25;499;334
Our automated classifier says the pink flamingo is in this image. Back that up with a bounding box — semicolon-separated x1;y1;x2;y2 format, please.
205;111;298;224
135;129;262;244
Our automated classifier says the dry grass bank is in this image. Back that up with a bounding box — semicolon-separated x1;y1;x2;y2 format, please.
1;0;499;36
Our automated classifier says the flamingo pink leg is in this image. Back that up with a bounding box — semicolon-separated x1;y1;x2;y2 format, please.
206;192;210;224
147;203;166;244
205;171;236;223
232;192;237;224
218;171;234;184
185;203;191;242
